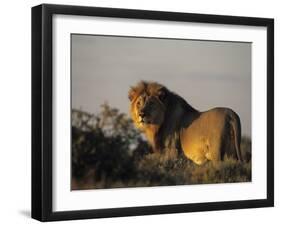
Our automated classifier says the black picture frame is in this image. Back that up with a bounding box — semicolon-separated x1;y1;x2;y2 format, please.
32;3;274;222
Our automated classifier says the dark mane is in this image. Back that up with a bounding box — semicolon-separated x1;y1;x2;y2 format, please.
155;90;200;151
169;91;198;114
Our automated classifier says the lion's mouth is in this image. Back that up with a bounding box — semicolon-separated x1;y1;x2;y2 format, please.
139;117;150;124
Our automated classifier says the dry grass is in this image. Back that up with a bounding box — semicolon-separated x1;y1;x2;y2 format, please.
71;106;251;190
72;143;251;190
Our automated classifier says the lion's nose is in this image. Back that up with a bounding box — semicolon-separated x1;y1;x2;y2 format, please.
139;111;146;118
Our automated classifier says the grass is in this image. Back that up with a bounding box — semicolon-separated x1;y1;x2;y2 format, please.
71;106;252;190
72;142;251;190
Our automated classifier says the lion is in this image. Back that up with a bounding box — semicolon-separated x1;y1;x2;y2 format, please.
128;81;243;165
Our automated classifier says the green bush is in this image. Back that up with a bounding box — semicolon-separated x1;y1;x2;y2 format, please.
71;103;251;190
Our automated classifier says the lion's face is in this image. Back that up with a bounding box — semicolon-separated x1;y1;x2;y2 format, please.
129;82;168;130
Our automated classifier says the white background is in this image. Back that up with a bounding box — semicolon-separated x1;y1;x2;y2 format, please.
53;15;267;211
0;0;279;225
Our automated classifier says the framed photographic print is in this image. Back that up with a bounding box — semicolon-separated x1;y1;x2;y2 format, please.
31;4;274;221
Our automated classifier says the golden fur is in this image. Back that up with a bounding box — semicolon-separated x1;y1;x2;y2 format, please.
128;81;243;165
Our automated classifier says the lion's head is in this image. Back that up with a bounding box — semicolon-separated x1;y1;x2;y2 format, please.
128;81;198;152
128;81;168;131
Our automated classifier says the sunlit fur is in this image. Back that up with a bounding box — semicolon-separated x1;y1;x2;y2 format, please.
128;81;243;165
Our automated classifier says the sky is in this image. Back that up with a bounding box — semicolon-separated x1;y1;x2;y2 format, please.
71;34;251;137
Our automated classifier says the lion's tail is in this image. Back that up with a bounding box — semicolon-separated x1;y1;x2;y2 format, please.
229;111;243;162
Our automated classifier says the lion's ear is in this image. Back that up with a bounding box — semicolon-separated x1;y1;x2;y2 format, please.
128;87;136;101
158;87;168;101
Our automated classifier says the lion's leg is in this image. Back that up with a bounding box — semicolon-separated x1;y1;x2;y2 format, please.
205;138;222;164
192;153;208;165
180;133;209;165
183;144;208;165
